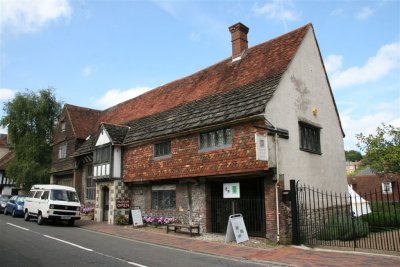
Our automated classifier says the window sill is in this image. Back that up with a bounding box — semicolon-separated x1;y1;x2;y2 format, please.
300;148;322;155
199;145;232;153
153;155;172;160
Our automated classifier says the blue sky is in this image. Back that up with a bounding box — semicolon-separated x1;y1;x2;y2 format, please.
0;0;399;152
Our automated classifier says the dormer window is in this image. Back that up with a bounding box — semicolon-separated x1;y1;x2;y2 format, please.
94;145;111;177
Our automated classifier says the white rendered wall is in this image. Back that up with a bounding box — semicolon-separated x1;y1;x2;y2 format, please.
264;27;347;194
113;146;121;178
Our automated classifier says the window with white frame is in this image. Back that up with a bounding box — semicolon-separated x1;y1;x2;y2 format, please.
94;145;111;177
86;165;95;200
58;143;67;159
61;121;66;132
382;181;393;194
199;128;232;150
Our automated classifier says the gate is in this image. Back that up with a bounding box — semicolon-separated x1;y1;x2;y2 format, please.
209;178;265;237
290;180;400;252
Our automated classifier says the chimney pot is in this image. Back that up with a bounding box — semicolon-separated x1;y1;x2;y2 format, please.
229;22;249;60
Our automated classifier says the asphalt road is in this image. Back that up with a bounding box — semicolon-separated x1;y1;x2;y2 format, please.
0;214;276;267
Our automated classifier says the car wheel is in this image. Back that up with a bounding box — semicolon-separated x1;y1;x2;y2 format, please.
37;212;44;225
67;220;75;226
24;211;30;221
12;209;16;217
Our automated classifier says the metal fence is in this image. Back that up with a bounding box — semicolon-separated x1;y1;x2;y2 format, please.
291;180;400;252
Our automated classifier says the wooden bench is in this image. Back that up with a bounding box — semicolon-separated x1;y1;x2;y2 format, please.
166;223;200;237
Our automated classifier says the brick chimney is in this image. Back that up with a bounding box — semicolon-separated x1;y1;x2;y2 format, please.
229;22;249;61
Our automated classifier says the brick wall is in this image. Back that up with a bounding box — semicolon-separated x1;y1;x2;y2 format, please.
123;121;268;182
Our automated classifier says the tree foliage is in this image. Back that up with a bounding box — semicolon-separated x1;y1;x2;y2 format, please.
0;89;62;191
345;150;363;162
356;124;400;174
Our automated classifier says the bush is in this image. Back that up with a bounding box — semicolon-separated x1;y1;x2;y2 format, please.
115;214;128;225
362;202;400;230
317;215;369;241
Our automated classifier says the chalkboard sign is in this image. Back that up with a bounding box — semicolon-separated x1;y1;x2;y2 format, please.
225;214;249;244
131;209;143;227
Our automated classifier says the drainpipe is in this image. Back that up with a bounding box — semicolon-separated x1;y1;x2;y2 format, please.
274;133;280;244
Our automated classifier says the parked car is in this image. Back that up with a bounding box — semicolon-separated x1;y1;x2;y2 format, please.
0;194;12;213
4;195;26;217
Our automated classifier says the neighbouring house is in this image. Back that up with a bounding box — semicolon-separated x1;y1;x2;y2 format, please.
51;22;347;242
50;104;101;202
348;167;399;202
346;160;362;174
0;134;18;195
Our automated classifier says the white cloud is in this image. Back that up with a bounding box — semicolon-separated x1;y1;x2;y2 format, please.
0;88;15;101
328;42;400;89
81;66;93;77
324;54;343;73
356;6;374;20
95;87;153;109
0;0;72;34
342;98;400;151
253;0;300;29
330;8;344;16
190;31;201;42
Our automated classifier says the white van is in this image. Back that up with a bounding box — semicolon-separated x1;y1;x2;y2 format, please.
24;184;81;226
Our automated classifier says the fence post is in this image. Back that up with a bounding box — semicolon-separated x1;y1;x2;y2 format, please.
290;179;300;245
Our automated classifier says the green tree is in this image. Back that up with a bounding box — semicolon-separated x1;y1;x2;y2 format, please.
356;124;400;174
345;150;363;162
0;89;62;191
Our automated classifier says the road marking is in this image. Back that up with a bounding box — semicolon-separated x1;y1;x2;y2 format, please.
7;223;30;231
43;235;93;251
127;261;148;267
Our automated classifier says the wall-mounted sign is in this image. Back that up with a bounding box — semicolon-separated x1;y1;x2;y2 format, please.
116;198;131;209
223;183;240;198
225;214;249;244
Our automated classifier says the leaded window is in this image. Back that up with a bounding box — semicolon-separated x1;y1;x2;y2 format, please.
299;122;321;154
152;190;176;210
200;128;232;150
154;141;171;158
58;143;67;159
94;146;111;164
86;165;95;200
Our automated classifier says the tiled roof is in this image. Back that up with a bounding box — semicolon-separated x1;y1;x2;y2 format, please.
74;134;97;157
98;24;311;126
74;123;129;156
65;104;101;139
0;150;15;170
124;75;281;145
102;123;129;145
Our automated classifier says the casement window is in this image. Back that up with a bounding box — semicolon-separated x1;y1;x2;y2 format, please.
199;128;232;150
58;143;67;159
86;165;95;200
151;185;176;210
299;122;321;154
61;121;66;132
382;181;393;194
154;141;171;158
94;146;111;164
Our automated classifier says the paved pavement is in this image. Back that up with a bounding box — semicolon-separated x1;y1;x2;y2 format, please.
76;220;400;267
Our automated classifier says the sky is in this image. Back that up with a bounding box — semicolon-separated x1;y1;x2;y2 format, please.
0;0;399;152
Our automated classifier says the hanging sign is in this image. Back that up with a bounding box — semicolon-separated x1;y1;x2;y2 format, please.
225;214;249;244
223;183;240;198
131;208;144;227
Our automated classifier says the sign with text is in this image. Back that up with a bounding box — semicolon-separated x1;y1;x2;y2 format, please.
116;198;131;209
225;214;249;244
131;209;144;227
223;183;240;198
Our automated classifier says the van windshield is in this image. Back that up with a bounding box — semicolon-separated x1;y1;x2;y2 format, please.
50;190;79;202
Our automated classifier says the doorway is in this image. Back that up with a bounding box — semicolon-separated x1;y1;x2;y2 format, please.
102;187;109;222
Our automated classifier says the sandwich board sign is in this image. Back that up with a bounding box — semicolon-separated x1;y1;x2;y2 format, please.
131;208;144;227
225;214;249;244
223;183;240;198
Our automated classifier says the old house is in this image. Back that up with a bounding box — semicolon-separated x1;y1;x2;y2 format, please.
51;23;347;242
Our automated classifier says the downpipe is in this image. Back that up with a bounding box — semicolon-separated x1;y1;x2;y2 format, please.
274;133;280;244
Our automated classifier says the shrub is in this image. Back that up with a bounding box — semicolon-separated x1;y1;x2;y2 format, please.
115;214;128;225
317;215;369;241
362;202;400;230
